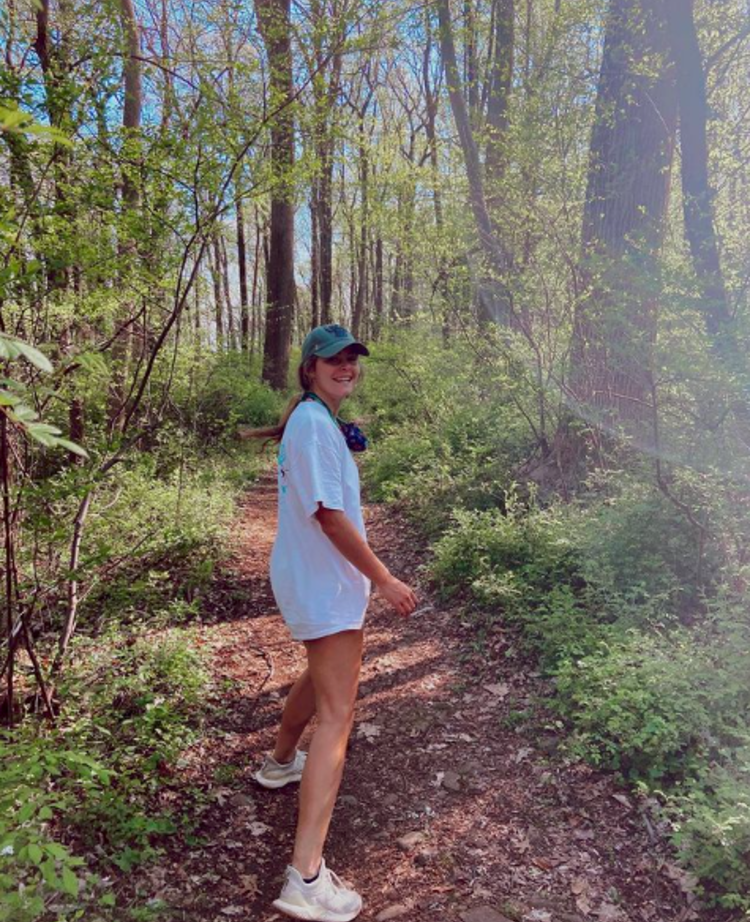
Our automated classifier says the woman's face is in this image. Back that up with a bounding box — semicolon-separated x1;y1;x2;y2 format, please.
310;347;361;408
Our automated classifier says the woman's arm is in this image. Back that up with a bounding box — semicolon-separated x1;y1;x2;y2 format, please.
315;506;418;616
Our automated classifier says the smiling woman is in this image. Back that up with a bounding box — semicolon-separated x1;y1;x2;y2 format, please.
247;324;417;922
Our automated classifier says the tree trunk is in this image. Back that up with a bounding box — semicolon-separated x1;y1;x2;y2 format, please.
373;235;384;340
310;185;320;328
256;0;295;389
464;1;480;122
436;0;512;326
108;0;143;434
211;233;225;347
220;235;235;350
237;198;250;352
485;0;514;201
352;118;369;340
665;0;731;344
570;0;677;434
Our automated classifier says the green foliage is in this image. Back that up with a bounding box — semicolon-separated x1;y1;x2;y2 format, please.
0;333;87;457
671;751;750;909
360;332;535;532
0;631;208;920
171;350;285;446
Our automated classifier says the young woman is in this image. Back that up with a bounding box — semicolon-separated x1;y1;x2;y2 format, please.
252;324;417;922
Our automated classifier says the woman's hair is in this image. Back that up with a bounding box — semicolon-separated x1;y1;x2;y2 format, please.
246;358;317;444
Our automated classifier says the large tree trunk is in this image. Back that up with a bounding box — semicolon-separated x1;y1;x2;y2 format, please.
665;0;731;346
256;0;295;389
570;0;677;434
485;0;514;202
665;0;750;445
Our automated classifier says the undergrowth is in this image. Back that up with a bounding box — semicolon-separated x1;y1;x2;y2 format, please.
361;330;750;912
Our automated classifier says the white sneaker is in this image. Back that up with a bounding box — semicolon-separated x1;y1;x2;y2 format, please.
253;750;307;789
273;859;362;921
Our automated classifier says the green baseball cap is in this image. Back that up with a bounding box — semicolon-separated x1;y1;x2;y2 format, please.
301;324;370;362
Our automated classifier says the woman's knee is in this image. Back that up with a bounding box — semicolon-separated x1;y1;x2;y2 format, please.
317;699;356;732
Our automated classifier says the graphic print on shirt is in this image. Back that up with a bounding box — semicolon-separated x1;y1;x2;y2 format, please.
278;442;288;495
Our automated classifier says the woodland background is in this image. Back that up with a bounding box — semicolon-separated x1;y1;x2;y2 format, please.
2;0;750;917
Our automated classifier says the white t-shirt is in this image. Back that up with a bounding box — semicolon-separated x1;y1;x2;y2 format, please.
270;400;371;640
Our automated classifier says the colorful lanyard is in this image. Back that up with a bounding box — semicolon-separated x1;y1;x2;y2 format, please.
302;392;368;453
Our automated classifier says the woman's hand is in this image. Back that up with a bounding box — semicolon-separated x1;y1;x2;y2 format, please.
376;575;418;617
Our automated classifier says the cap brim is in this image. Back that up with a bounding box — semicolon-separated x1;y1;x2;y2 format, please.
315;340;370;358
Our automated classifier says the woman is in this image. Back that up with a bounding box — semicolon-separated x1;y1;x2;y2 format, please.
251;323;417;922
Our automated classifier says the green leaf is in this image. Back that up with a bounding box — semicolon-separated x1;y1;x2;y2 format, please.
17;800;36;823
27;843;43;865
61;866;79;897
99;893;116;907
54;438;89;458
44;842;69;861
12;340;53;374
0;338;21;361
25;425;57;447
8;404;37;423
40;857;62;890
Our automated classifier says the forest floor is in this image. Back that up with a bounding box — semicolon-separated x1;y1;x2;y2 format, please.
131;475;708;922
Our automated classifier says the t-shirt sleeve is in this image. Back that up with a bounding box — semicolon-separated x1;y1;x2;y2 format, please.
288;418;345;518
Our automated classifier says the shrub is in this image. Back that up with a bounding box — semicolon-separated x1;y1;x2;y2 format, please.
671;750;750;910
1;631;207;920
553;631;717;781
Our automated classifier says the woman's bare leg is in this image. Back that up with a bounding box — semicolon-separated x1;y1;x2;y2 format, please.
273;668;316;764
291;629;363;877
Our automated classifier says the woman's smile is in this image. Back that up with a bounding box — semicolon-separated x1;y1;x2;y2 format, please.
311;348;361;412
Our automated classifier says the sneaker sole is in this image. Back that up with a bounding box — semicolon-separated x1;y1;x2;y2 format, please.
272;897;361;922
253;771;303;790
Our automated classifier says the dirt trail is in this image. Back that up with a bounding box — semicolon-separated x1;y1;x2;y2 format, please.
147;476;701;922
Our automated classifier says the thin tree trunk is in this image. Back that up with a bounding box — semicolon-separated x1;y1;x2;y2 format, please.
310;185;321;328
437;0;511;326
237;198;250;352
373;235;384;339
220;235;235;349
464;1;480;122
211;233;225;348
108;0;143;433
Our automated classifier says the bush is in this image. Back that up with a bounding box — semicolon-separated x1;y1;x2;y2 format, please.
1;631;208;920
672;751;750;910
573;475;718;623
553;631;717;781
359;331;536;531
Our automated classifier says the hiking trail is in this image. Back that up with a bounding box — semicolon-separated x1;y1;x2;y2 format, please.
134;475;702;922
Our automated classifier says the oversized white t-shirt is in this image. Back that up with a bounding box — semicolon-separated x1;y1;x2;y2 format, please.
270;400;371;640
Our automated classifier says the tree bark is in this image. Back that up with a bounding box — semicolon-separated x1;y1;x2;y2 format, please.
437;0;512;326
571;0;677;433
256;0;295;389
485;0;514;199
108;0;143;434
237;198;250;352
211;233;225;347
665;0;731;345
